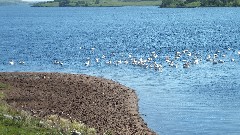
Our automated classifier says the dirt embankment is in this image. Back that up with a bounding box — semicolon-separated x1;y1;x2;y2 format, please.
0;72;155;134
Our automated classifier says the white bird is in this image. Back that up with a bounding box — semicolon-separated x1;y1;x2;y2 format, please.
115;60;122;65
95;58;99;63
192;57;199;65
238;50;240;56
169;61;178;68
182;59;187;62
182;49;189;54
218;60;224;63
85;60;90;66
183;62;190;68
152;53;158;59
102;55;106;59
147;57;153;62
132;58;138;65
106;60;112;65
53;60;63;66
165;56;171;63
123;60;128;64
175;52;181;59
19;61;25;65
91;48;95;51
206;55;212;62
212;59;218;65
154;62;163;71
187;52;191;57
9;60;14;65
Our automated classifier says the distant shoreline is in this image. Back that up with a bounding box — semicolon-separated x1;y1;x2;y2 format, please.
31;0;161;7
32;0;240;8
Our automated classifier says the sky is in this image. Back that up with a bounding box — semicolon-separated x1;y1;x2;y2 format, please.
22;0;53;1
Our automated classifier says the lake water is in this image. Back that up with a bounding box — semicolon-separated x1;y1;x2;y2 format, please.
1;5;240;135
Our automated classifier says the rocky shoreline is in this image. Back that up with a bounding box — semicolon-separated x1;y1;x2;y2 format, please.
0;72;155;134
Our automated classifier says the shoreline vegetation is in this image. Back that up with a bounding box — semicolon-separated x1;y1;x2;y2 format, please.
32;0;162;7
0;72;155;134
160;0;240;8
0;82;96;135
32;0;240;7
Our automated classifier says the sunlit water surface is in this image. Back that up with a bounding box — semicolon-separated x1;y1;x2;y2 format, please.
1;5;240;135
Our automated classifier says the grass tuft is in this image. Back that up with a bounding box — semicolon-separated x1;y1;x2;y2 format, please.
0;82;96;135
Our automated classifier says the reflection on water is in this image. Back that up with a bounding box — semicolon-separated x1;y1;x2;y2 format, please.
1;5;240;134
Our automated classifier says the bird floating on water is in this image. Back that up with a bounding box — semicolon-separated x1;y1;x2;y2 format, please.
183;62;190;68
9;60;14;65
19;61;25;65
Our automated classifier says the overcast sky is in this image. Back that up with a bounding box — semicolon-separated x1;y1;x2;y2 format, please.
22;0;53;1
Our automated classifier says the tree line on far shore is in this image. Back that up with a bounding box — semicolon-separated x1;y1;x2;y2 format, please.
33;0;160;7
161;0;240;8
32;0;240;7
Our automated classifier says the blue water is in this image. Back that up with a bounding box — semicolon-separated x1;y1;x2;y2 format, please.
1;5;240;135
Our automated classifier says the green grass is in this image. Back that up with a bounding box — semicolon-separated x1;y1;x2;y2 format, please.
185;1;201;8
0;82;96;135
93;1;161;7
33;2;59;7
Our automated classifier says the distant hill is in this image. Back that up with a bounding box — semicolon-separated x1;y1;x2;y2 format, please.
160;0;240;8
32;0;161;7
0;0;23;5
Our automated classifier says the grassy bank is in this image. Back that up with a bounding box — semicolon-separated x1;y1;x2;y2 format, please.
160;0;240;8
32;0;161;7
0;82;96;135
